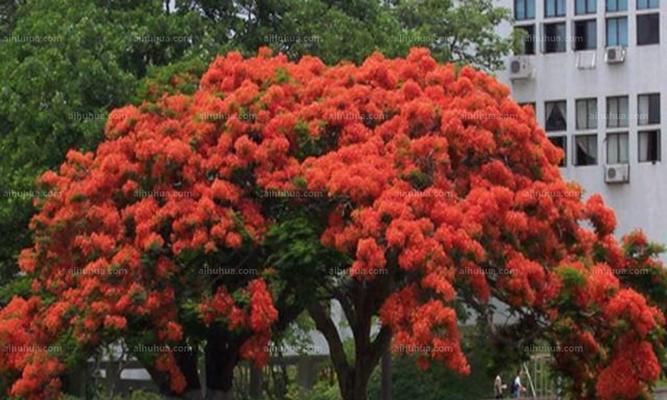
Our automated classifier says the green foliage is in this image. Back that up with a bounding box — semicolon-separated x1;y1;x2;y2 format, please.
0;274;30;303
287;380;341;400
63;389;163;400
176;0;514;67
389;0;515;70
557;267;587;289
263;212;349;305
0;0;223;286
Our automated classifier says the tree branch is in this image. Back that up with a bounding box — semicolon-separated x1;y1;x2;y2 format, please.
307;301;350;379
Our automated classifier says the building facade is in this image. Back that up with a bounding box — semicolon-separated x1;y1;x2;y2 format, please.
496;0;666;242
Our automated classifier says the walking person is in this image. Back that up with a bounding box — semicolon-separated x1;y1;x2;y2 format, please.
494;373;506;399
511;369;526;399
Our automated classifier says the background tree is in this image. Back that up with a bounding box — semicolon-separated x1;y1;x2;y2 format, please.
0;0;224;285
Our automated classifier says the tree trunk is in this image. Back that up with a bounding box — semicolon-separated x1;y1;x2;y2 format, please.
205;328;243;400
381;349;392;400
308;300;392;400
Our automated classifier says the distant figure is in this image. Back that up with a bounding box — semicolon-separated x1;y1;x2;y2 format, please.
511;369;526;398
494;374;506;399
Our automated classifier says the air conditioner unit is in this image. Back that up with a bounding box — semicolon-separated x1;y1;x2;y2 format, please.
604;164;630;183
605;46;626;64
509;56;533;80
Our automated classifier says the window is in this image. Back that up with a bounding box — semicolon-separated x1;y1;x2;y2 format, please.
607;96;629;128
637;14;660;45
637;0;659;9
639;131;660;162
575;135;598;166
607;133;629;164
545;0;566;17
549;136;567;166
606;17;628;47
576;98;598;129
576;0;596;14
544;23;567;53
515;0;536;19
545;101;567;131
607;0;628;11
515;25;536;54
638;94;660;125
574;20;597;50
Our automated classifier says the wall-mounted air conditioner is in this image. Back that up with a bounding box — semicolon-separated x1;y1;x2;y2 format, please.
605;46;627;64
508;56;534;80
604;164;630;183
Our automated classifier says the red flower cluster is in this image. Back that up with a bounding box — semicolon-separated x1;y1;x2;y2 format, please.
0;47;664;399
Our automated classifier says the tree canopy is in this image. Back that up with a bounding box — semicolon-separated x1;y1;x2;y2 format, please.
0;0;515;293
1;48;666;400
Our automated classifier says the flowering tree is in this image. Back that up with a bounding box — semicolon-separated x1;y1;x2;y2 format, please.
0;48;665;400
292;49;667;400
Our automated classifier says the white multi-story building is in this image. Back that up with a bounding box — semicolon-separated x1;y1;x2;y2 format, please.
496;0;666;242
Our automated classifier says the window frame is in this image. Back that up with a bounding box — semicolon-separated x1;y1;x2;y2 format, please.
606;17;628;47
638;93;661;125
574;19;597;50
576;98;598;130
637;0;659;9
576;0;597;14
543;22;567;53
545;0;566;17
638;130;661;163
515;24;536;55
545;100;568;132
515;0;536;20
606;96;630;128
606;0;628;11
637;13;660;45
606;132;629;164
574;134;599;166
